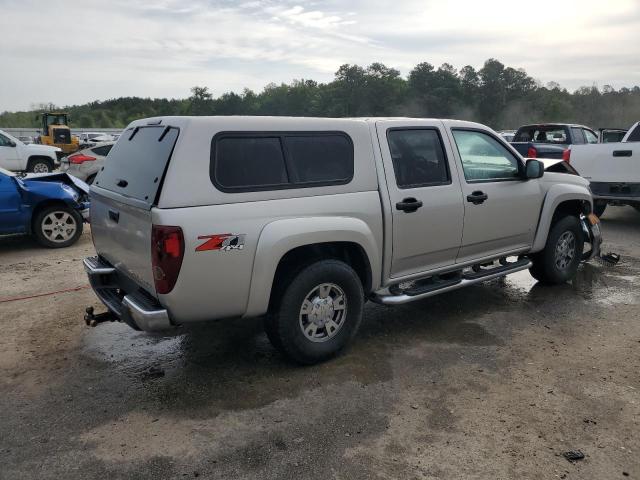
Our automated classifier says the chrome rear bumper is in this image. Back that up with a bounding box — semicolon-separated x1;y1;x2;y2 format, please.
83;256;173;331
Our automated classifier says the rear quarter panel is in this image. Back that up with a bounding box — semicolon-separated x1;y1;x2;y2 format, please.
152;117;382;323
154;192;383;323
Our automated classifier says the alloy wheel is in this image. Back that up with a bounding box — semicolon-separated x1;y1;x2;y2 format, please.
299;283;347;343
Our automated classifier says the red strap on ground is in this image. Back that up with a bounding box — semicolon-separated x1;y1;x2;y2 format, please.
0;285;91;303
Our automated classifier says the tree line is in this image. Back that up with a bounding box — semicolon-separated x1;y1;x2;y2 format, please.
2;58;639;131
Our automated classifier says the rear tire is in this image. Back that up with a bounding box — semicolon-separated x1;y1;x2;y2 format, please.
28;158;53;173
33;205;83;248
529;215;584;284
264;259;364;365
593;200;607;218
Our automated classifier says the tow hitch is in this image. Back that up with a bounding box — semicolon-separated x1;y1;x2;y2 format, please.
84;306;118;327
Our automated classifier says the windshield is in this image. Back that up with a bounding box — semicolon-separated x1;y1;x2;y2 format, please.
0;130;23;146
46;114;67;127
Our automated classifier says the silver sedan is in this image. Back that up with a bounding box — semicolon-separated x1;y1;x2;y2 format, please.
60;142;114;184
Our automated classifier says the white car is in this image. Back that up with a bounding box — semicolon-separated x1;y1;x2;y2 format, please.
569;121;640;216
0;129;61;173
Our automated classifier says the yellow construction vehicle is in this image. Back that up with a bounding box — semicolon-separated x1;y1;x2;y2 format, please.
37;112;80;156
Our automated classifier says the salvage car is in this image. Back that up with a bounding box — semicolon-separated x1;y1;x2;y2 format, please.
0;167;89;247
60;141;114;184
569;121;640;216
84;117;601;364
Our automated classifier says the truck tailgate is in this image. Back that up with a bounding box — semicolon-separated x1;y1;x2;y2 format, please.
570;143;640;183
90;189;156;296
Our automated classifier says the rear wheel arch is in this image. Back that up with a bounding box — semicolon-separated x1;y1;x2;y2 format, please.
268;241;372;313
243;217;381;318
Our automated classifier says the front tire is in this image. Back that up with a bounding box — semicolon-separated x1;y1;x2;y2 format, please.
264;260;364;365
529;215;584;284
28;158;53;173
33;205;83;248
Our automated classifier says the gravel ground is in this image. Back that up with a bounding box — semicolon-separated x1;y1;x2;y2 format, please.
1;206;639;479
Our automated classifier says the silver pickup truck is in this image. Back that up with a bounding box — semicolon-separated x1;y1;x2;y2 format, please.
84;116;601;364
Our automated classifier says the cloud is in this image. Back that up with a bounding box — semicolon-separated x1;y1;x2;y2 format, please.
0;0;639;111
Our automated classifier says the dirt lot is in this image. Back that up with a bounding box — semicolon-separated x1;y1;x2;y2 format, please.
1;207;639;480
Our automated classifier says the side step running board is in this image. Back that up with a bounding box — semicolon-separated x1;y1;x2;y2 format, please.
372;258;532;305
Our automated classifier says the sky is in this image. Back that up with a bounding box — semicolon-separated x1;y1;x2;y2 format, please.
1;0;639;112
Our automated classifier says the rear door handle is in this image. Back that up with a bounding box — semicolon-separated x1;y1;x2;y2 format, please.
613;150;632;157
396;197;423;213
466;191;488;205
108;210;119;223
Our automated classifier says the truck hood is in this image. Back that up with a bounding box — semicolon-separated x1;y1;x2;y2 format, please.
541;169;590;189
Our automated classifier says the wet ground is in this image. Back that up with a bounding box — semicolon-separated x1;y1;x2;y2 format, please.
1;206;639;479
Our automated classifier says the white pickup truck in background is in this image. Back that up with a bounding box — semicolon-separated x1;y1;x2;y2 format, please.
569;121;640;216
0;129;61;173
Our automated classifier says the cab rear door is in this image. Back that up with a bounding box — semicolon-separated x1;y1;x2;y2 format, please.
376;120;464;278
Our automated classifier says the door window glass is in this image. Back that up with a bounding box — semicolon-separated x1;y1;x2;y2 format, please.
583;129;598;144
571;128;586;144
452;130;521;182
387;129;450;188
628;124;640;142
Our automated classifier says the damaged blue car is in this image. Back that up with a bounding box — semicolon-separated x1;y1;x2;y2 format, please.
0;167;90;248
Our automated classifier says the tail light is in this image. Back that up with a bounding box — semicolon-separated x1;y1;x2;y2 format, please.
562;148;571;163
151;225;184;294
527;146;537;158
69;153;96;164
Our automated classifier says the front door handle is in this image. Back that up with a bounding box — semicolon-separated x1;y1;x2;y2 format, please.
466;191;488;205
613;150;632;157
396;197;423;213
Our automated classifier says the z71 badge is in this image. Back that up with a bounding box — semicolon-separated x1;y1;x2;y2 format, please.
196;234;246;252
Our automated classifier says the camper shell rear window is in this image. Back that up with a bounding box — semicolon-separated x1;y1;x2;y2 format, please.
94;125;179;206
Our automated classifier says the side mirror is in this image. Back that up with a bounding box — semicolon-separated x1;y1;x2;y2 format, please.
8;141;16;147
525;159;544;179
